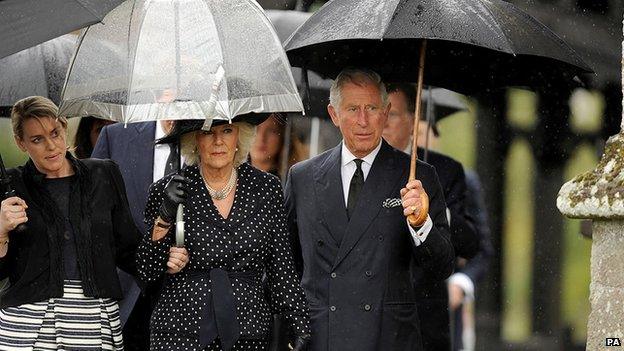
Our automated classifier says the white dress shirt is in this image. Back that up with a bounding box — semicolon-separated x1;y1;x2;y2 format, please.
340;141;433;246
153;122;171;183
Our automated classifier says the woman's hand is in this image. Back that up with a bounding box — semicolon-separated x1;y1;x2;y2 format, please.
166;246;189;274
0;196;28;236
159;174;190;223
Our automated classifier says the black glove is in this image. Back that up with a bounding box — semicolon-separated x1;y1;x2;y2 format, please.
289;334;310;351
158;174;190;223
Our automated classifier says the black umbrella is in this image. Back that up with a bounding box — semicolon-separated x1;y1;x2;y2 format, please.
284;0;592;94
0;34;77;117
267;10;468;120
284;0;593;225
0;0;122;59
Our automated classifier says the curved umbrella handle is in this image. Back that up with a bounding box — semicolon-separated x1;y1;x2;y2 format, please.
175;167;186;248
175;203;184;248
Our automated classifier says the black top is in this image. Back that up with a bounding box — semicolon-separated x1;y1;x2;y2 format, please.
137;163;310;343
43;175;79;280
0;155;140;308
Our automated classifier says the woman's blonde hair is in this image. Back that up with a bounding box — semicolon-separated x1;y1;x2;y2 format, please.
181;122;256;168
11;96;67;139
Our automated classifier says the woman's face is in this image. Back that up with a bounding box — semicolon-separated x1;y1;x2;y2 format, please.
15;116;69;176
250;116;283;167
196;123;239;172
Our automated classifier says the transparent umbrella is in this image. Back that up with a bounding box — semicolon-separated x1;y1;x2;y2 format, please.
59;0;303;124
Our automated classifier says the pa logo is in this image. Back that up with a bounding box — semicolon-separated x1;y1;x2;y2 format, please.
606;338;622;346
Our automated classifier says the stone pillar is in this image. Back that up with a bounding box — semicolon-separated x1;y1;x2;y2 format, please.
556;17;624;351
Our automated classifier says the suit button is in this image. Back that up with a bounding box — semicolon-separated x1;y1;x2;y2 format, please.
365;271;372;277
330;306;336;312
331;272;337;278
377;235;384;242
317;240;324;247
364;304;371;311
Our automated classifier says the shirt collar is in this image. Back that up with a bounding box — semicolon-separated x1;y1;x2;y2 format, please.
341;139;383;167
155;121;167;139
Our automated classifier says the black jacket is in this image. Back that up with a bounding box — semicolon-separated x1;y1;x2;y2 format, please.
414;148;479;351
0;155;140;308
136;163;310;344
284;141;455;351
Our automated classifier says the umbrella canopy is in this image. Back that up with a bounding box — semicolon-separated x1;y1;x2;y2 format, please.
0;0;122;59
284;0;592;94
266;10;466;119
0;34;77;117
60;0;303;124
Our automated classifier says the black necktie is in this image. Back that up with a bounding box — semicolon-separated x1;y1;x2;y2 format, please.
165;143;180;176
347;159;364;220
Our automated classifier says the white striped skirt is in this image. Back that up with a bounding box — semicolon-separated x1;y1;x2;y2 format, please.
0;280;123;350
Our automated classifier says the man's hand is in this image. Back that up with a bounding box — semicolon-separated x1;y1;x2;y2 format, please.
166;246;189;274
448;282;465;312
400;180;428;226
0;196;28;236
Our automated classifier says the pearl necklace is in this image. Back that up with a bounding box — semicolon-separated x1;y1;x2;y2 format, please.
200;167;237;200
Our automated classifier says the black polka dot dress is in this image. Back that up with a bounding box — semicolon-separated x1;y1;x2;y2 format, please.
137;163;310;351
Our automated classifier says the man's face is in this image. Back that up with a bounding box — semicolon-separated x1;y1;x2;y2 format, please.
328;82;390;158
383;91;414;151
415;120;438;149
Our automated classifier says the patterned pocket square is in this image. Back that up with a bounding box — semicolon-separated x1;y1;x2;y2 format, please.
382;198;402;208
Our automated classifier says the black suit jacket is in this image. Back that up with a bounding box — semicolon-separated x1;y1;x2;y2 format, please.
0;157;138;308
285;140;454;351
92;122;156;234
418;148;478;259
414;148;479;351
91;121;157;350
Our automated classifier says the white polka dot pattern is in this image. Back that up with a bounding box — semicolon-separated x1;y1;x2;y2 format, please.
136;163;310;346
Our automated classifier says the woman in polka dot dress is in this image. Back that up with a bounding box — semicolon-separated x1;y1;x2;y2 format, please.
137;116;311;351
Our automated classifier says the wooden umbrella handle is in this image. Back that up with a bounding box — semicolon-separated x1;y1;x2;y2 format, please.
407;40;429;227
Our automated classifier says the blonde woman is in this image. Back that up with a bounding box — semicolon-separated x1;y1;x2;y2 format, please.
0;96;139;350
136;115;310;351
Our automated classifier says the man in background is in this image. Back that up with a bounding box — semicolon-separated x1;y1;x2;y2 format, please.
383;83;492;351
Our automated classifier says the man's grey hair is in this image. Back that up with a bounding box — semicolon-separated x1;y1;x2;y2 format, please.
329;68;388;108
180;122;256;168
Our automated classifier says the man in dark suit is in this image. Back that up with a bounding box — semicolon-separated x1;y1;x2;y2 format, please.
383;83;489;351
92;120;177;351
285;68;455;351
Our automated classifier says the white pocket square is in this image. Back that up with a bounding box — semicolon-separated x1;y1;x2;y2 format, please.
382;198;402;208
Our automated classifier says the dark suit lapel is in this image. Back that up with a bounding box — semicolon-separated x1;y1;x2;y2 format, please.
332;141;405;270
129;122;155;203
314;146;348;247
